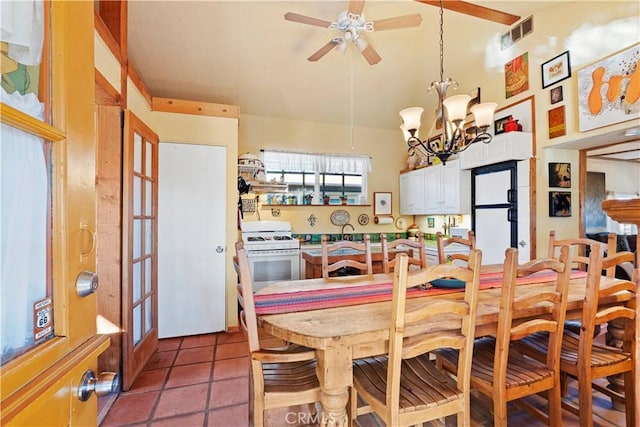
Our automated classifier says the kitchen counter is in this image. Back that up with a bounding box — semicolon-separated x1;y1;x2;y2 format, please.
301;247;410;279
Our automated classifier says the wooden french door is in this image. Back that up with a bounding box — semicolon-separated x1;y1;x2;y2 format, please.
122;110;159;390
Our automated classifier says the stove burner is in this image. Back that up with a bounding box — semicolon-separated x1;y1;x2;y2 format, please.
247;237;265;241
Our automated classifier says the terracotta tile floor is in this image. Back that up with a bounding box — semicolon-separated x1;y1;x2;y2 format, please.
100;331;628;427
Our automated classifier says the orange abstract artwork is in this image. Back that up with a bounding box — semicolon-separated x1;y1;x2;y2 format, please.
578;43;640;132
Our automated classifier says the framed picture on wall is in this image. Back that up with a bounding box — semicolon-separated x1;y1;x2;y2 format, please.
548;162;571;188
373;192;392;216
550;86;563;104
541;51;571;88
549;191;572;217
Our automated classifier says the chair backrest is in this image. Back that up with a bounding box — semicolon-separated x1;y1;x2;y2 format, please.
494;246;572;388
235;246;261;353
547;230;617;277
578;249;637;362
387;250;483;412
321;234;373;278
436;230;476;265
380;232;427;273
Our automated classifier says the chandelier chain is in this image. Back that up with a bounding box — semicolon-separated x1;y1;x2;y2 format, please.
439;0;444;82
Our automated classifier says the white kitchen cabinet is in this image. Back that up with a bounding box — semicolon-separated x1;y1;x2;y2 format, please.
425;159;471;214
399;168;426;215
400;160;470;215
459;132;533;170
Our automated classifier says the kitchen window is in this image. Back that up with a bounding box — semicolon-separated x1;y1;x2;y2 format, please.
261;150;371;204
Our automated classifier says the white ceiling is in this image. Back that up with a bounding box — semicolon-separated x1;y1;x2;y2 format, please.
127;1;569;130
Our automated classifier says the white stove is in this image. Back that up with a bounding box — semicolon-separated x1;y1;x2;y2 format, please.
241;220;300;253
240;221;300;289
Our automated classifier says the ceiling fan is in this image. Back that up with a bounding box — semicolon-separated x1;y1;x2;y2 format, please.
284;1;423;65
415;1;520;25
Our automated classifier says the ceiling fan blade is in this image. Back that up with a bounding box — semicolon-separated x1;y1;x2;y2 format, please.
415;0;520;25
284;12;332;28
372;14;423;31
348;0;366;16
360;44;382;65
307;40;339;62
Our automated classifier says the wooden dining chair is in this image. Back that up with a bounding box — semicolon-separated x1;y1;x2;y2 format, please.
436;246;572;426
380;232;426;273
516;248;637;427
321;233;373;278
436;230;475;265
350;250;483;426
235;246;321;427
547;230;617;276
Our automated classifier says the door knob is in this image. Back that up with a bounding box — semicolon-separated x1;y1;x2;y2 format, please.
77;370;119;401
76;271;99;297
519;240;526;248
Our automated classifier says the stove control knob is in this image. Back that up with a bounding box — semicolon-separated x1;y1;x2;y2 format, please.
216;246;224;253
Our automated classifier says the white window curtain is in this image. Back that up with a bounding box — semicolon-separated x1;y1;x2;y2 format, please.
261;150;371;200
1;87;47;362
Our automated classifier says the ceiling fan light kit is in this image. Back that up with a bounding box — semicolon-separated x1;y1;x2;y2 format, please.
400;0;498;165
284;1;422;65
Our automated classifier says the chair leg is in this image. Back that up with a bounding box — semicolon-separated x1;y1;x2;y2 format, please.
253;394;264;427
560;372;569;397
349;387;358;421
492;400;508;427
623;370;635;427
577;372;594;427
548;383;564;427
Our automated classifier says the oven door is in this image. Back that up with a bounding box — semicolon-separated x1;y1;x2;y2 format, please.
246;249;300;292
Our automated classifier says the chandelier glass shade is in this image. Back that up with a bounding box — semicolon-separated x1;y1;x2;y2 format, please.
399;1;497;164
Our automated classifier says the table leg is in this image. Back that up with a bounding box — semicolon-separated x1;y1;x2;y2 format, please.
315;344;352;427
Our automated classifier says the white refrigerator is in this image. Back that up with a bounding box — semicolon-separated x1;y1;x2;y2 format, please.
472;160;530;265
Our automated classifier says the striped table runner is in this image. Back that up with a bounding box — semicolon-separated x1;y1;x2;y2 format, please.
254;270;587;315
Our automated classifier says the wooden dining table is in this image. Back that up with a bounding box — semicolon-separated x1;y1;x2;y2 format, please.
255;268;634;427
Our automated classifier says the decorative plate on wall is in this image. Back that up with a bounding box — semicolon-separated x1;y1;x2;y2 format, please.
330;209;350;226
395;217;407;230
358;213;369;226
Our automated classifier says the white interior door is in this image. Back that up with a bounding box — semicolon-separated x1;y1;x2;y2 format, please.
158;142;226;338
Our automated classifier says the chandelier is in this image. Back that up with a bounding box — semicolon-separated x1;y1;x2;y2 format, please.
399;0;497;165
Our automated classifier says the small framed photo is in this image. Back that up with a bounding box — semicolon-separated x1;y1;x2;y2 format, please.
548;162;571;188
541;50;571;89
427;217;435;228
427;134;442;150
373;192;392;216
549;191;571;217
494;115;512;135
550;85;563;104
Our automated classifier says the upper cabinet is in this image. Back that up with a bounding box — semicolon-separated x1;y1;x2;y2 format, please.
459;132;533;170
399;168;426;215
400;159;470;215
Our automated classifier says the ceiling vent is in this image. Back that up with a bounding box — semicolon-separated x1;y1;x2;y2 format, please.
501;16;533;50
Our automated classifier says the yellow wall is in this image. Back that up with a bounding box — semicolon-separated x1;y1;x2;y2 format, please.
239;114;406;236
94;32;120;90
